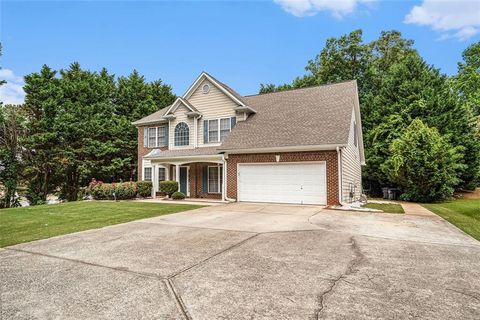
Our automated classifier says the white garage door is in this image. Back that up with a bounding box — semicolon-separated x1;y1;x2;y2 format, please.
238;163;327;205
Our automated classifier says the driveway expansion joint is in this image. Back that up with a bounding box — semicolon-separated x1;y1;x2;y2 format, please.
4;247;164;280
315;236;365;319
167;233;260;279
166;279;191;320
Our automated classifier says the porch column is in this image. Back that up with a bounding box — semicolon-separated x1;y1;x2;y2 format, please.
151;164;157;199
221;161;226;202
175;164;180;186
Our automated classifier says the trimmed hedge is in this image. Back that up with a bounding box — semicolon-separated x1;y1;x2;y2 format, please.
160;180;179;198
88;181;152;200
172;191;185;200
137;181;153;198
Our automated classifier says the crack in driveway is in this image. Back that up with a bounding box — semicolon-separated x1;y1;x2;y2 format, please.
315;236;364;319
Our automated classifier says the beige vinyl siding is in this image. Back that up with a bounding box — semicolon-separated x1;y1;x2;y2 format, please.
187;79;238;147
169;104;194;150
341;109;362;202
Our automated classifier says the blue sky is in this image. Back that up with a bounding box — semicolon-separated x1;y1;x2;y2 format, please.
1;0;479;104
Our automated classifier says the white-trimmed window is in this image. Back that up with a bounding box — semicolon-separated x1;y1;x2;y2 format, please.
208;166;223;193
220;118;230;141
158;167;166;184
208;119;219;142
147;126;166;148
144;167;152;181
208;118;231;143
148;128;157;147
174;122;189;146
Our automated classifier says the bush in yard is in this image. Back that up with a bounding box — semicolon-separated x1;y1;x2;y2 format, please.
90;182;113;200
114;182;137;199
381;119;465;202
89;181;137;200
136;181;152;198
160;180;178;198
171;191;185;200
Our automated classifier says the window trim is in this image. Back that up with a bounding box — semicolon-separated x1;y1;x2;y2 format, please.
147;125;166;148
174;122;190;147
158;167;166;184
207;118;232;143
143;167;152;181
207;166;222;194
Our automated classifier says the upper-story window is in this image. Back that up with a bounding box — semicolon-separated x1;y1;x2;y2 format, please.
206;117;235;143
174;122;189;146
147;126;167;148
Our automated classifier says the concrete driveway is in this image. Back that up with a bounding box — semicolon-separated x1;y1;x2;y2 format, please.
1;203;479;319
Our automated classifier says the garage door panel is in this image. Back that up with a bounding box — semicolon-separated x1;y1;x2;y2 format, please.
238;163;327;205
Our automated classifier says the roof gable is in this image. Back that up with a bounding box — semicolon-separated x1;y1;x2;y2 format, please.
183;72;246;106
165;97;199;115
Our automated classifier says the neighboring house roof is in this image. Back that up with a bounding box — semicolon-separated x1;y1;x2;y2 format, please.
144;146;221;159
219;80;358;152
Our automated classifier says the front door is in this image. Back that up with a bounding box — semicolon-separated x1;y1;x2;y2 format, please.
179;167;188;195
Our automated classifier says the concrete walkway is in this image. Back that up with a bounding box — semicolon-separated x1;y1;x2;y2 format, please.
400;202;439;217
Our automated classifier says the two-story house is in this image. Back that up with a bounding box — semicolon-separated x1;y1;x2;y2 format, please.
133;72;365;205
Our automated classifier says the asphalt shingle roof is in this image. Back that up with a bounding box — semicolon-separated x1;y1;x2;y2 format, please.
134;79;358;153
144;146;220;159
219;81;357;150
132;106;169;126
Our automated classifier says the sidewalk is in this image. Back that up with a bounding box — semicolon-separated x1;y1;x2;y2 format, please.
400;202;437;217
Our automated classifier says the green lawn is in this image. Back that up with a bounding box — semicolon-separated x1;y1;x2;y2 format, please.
0;201;202;247
423;199;480;241
363;203;405;214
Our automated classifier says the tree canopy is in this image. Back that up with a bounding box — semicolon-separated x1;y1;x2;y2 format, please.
19;63;175;204
260;30;480;199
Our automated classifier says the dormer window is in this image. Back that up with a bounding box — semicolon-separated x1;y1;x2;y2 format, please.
174;122;189;146
202;84;210;94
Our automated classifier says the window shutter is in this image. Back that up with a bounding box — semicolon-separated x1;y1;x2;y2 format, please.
202;166;208;193
163;126;169;146
143;127;148;147
203;120;209;144
230;117;236;129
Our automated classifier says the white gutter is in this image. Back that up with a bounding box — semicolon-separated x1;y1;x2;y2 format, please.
222;153;236;202
336;146;344;206
132;119;168;127
218;144;347;154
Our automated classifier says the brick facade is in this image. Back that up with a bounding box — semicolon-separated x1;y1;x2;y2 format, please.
225;151;339;205
188;163;222;199
137;126;149;181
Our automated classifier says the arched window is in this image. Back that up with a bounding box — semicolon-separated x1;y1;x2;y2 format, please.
174;122;189;146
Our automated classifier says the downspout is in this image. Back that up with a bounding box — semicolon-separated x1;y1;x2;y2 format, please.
222;153;236;202
336;147;344;206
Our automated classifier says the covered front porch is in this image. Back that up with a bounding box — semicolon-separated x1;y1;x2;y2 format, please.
144;147;227;201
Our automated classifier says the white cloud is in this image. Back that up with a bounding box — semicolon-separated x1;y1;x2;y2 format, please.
0;69;25;105
404;0;480;40
274;0;374;18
